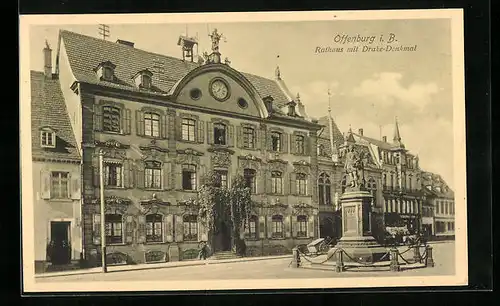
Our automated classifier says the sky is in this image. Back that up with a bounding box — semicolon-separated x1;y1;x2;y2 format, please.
29;19;455;188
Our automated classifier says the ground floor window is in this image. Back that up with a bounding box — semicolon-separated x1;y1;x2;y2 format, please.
246;215;258;239
296;215;308;238
271;215;283;238
183;215;198;241
435;221;446;233
146;214;163;243
105;214;123;244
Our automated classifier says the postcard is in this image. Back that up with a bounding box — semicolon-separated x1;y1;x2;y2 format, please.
20;9;467;292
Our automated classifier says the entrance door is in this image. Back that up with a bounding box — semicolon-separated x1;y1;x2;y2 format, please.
50;221;71;265
214;221;232;252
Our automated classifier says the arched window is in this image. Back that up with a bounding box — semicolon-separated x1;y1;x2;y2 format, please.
317;144;325;156
318;173;331;205
271;171;283;194
146;214;163;243
297;215;308;238
243;169;256;194
246;215;258;239
295;135;305;154
271;132;281;152
105;214;123;244
271;215;283;238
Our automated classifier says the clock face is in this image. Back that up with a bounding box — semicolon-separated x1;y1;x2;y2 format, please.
210;79;229;101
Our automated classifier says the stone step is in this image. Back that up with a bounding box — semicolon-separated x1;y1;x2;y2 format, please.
211;252;241;260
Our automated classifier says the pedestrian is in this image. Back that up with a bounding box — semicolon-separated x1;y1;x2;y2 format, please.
198;241;209;261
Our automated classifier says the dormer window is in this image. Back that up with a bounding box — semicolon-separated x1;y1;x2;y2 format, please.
40;127;56;148
133;69;153;89
94;61;116;81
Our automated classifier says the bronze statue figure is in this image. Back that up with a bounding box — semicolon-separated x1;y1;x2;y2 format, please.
344;145;366;189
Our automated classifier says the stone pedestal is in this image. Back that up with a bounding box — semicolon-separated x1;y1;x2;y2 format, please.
334;189;388;263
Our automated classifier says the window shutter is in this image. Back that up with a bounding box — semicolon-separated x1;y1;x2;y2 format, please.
166;214;174;242
70;171;81;199
308;215;315;238
281;132;288;153
125;215;134;244
257;169;265;194
92;157;100;187
175;215;184;242
40;170;51;199
256;129;263;150
93;104;103;131
195;119;204;143
290;134;296;154
123;108;131;134
136;110;145;136
168;111;176;140
228;124;235;147
122;160;130;188
137;215;146;244
304;136;310;155
207;122;214;144
135;163;145;189
292;216;298;238
162;162;171;190
161;115;168;139
267;215;273;238
266;132;273;151
289;172;296;195
307;176;312;196
266;171;272;194
259;216;266;240
284;215;291;238
236;126;243;148
93;214;101;245
175;116;182;140
175;164;183;190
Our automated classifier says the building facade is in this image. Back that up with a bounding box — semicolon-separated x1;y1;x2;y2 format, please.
422;171;455;239
53;30;324;265
31;54;82;272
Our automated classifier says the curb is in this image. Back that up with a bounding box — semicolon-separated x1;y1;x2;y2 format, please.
35;255;291;279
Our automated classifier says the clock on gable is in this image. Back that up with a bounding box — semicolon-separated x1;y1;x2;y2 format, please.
209;78;230;102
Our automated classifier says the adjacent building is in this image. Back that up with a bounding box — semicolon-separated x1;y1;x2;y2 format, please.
31;51;82;272
422;171;455;239
52;29;325;265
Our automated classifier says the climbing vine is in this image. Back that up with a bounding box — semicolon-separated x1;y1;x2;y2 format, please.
196;171;253;254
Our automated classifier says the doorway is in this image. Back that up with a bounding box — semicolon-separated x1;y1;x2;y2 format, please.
214;221;232;252
49;221;71;265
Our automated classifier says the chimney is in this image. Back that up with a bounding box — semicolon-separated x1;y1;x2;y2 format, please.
43;41;52;78
116;39;135;48
358;128;364;136
382;136;387;142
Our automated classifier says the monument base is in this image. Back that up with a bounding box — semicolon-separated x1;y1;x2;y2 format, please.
330;236;389;263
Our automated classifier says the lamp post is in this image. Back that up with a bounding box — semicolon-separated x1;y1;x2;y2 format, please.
99;150;107;273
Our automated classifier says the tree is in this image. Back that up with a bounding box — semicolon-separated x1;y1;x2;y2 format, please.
197;171;253;256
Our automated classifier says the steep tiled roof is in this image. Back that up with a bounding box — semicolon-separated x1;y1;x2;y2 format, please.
317;116;344;145
31;71;80;161
421;170;454;198
353;133;397;150
59;30;291;108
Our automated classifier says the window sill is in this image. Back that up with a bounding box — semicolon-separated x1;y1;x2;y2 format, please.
107;243;127;246
144;188;163;191
98;131;123;136
105;186;125;190
144;241;166;245
140;135;166;140
48;198;73;202
178;139;199;144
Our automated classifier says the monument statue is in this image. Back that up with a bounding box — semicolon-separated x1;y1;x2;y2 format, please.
344;145;366;189
209;28;224;53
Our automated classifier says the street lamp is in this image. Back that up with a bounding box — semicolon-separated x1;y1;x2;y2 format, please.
99;150;107;273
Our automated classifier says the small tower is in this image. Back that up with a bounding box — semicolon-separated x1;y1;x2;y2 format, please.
177;35;199;62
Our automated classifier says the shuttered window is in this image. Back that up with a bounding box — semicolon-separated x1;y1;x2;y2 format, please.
243;169;256;194
297;215;308;238
296;173;307;195
181;118;196;141
271;171;283;194
105;214;123;244
271;132;281;152
102;106;121;133
146;214;163;243
246;215;258;239
243;127;255;149
271;215;284;238
183;215;198;241
145;161;162;189
50;172;69;199
144;112;160;137
104;163;122;187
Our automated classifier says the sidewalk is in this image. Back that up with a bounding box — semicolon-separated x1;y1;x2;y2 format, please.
35;254;291;279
